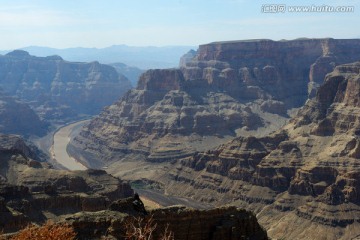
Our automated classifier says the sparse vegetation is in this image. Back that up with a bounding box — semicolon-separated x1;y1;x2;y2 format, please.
124;215;174;240
1;217;174;240
1;221;76;240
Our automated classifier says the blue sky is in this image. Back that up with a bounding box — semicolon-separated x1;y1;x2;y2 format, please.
0;0;359;49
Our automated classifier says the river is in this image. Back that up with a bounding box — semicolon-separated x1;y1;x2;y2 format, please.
51;120;89;170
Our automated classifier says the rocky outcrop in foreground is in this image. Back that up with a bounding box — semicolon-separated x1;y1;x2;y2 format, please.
65;204;267;240
71;38;360;168
0;50;131;122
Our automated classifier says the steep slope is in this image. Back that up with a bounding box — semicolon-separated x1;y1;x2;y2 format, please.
0;50;132;122
71;38;360;168
0;90;47;136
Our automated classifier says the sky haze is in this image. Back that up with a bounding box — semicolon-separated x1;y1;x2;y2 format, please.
0;0;359;49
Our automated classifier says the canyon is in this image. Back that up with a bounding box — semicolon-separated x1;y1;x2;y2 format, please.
0;46;270;238
2;38;360;239
69;38;360;239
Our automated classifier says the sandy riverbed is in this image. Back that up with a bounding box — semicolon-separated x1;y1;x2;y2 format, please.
51;120;89;170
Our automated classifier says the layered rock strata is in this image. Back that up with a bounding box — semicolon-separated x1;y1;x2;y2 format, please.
72;38;360;167
0;50;132;122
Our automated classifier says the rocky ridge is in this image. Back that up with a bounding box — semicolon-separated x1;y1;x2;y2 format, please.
0;50;132;123
71;38;360;168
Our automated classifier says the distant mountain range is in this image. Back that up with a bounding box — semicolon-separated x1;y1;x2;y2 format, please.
0;45;196;70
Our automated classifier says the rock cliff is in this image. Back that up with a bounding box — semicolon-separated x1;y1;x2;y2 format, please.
195;38;360;101
0;50;132;122
71;38;360;168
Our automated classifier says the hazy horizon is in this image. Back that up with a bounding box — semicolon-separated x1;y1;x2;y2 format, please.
1;0;359;50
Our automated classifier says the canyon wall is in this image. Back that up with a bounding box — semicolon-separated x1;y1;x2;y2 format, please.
72;38;360;168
